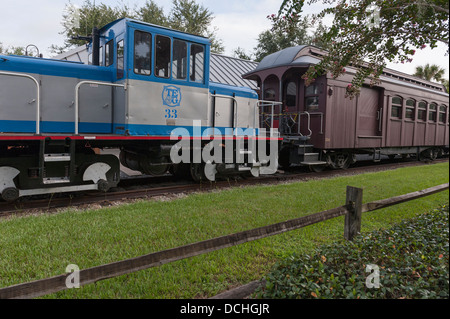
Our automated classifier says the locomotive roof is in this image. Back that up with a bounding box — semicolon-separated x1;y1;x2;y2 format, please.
100;18;210;43
244;45;448;95
210;54;258;90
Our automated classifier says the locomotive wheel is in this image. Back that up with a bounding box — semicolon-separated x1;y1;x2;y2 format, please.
326;152;351;169
1;187;20;202
140;156;170;176
190;163;206;182
97;179;110;193
172;163;191;179
278;146;291;170
309;165;326;173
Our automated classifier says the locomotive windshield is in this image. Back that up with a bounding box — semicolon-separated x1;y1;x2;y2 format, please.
134;30;151;75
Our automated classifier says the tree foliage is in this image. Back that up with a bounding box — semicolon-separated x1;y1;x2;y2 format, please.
136;0;168;27
232;47;253;60
0;43;24;56
413;63;446;82
167;0;224;53
57;0;133;50
252;14;328;62
54;0;224;54
277;0;450;98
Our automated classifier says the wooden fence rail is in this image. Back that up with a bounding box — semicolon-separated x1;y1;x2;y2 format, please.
0;183;448;299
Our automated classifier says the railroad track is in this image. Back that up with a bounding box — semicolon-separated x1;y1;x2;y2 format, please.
0;158;448;218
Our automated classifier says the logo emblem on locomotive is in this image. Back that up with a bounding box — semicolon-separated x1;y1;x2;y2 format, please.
162;85;182;107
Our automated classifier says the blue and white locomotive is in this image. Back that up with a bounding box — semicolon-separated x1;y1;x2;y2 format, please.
0;18;279;201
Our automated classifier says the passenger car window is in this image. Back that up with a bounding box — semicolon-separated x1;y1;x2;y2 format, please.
285;81;297;107
305;84;319;111
155;35;171;78
264;89;276;100
418;101;427;121
391;96;402;118
439;105;447;123
429;103;437;122
134;30;151;75
405;99;415;120
173;39;187;80
190;44;204;83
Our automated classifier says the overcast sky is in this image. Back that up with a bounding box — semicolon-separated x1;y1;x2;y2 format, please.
0;0;448;79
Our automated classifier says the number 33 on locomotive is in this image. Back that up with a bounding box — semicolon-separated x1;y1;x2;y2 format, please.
162;85;181;119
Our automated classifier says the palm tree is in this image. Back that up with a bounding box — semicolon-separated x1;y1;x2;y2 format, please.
414;64;446;83
442;79;449;93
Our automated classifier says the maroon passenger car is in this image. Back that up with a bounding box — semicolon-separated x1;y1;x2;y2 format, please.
243;45;449;170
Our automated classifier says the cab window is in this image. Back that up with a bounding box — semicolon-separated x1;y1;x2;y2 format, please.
155;35;171;78
134;30;151;75
190;44;204;83
99;46;104;66
117;40;124;79
105;40;114;67
173;39;187;80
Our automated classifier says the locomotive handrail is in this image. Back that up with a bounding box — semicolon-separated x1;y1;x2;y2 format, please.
74;81;127;134
0;71;41;134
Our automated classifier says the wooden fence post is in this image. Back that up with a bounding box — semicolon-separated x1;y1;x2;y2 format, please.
344;186;363;241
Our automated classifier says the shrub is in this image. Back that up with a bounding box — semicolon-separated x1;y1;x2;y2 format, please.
254;205;449;299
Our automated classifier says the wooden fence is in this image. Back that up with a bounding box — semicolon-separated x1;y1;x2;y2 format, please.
0;183;448;299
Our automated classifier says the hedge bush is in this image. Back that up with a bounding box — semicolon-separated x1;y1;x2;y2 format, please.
254;204;449;299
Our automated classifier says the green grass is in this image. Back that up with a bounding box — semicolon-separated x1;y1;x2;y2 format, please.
0;162;448;298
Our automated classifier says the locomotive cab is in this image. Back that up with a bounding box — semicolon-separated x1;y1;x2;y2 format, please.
86;18;212;137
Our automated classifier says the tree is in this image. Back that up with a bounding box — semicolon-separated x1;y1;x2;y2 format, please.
54;0;224;54
413;63;446;82
442;79;450;92
277;0;450;98
232;47;254;60
253;14;326;62
0;42;26;56
136;0;168;27
55;0;134;51
167;0;224;53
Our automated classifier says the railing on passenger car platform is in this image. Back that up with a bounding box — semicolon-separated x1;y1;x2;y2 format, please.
257;100;283;138
258;101;324;138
